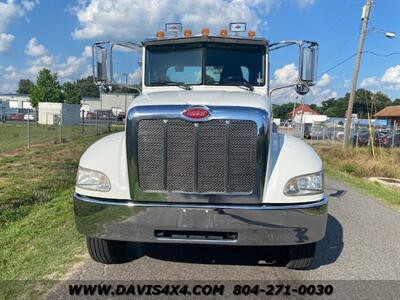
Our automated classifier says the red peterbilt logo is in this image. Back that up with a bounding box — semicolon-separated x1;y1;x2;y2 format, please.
182;107;210;119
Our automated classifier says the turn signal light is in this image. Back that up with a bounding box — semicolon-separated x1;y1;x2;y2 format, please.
219;29;228;37
201;28;210;36
156;31;164;39
248;31;256;38
184;29;192;37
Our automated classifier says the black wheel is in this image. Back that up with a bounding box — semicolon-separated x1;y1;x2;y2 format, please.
86;236;142;264
286;243;316;270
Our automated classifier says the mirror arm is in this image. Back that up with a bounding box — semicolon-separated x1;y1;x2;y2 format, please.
268;83;296;98
110;42;142;84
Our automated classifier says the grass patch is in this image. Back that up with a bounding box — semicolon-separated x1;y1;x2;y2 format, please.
315;144;400;211
0;134;110;297
0;123;118;152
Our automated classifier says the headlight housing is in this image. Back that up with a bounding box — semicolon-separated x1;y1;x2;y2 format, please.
284;171;323;196
76;167;111;192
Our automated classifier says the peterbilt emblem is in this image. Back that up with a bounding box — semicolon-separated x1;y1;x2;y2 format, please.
182;106;210;120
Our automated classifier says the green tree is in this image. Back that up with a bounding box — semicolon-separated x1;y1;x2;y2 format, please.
373;91;392;113
62;76;100;104
272;102;299;120
391;98;400;106
17;79;34;94
62;81;81;104
30;68;63;108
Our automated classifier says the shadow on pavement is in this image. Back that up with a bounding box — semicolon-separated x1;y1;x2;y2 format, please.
312;214;344;269
143;243;286;267
130;214;344;269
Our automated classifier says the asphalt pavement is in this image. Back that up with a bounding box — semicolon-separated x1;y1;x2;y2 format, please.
55;176;400;298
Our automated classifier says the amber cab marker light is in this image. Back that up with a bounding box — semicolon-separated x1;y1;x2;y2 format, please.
201;28;210;36
248;31;256;38
156;31;165;39
220;29;228;37
184;29;192;37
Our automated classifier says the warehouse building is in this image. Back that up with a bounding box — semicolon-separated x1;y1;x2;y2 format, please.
38;102;80;125
0;94;33;109
81;93;136;116
374;106;400;127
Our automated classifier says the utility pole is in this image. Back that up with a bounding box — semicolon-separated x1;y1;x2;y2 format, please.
343;0;372;150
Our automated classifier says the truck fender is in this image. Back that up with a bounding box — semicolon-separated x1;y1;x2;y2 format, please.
263;133;324;204
75;132;130;199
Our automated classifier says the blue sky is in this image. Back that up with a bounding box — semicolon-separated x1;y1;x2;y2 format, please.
0;0;399;103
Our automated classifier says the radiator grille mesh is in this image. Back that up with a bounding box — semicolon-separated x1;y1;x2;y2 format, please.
137;119;257;194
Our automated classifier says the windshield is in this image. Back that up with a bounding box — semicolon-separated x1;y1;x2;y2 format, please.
145;43;265;86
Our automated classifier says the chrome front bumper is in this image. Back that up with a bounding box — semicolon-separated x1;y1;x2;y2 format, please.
73;193;328;246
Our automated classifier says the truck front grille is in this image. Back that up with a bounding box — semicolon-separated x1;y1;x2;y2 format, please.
137;119;257;194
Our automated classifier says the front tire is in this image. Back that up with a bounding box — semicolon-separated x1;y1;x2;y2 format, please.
86;236;140;264
286;243;316;270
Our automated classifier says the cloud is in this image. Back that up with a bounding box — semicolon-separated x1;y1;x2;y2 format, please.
0;33;15;53
25;37;47;56
272;63;298;86
0;0;39;53
314;73;331;88
360;76;380;88
359;65;400;91
296;0;315;8
0;43;92;93
381;65;400;89
271;64;336;103
71;0;281;40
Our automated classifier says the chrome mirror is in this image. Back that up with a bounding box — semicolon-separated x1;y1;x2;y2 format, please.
300;42;318;86
93;45;108;84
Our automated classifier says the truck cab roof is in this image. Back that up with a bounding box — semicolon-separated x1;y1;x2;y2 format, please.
142;35;268;47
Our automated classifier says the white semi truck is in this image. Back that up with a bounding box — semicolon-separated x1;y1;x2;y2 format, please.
74;23;327;269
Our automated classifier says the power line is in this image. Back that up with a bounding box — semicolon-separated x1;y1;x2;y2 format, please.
318;51;400;77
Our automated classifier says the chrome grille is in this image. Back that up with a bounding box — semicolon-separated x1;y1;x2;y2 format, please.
137;119;257;194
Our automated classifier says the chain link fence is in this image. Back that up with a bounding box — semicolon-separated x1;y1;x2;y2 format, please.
280;121;400;149
0;109;124;153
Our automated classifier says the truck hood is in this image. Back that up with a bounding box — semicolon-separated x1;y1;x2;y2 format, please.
130;90;270;112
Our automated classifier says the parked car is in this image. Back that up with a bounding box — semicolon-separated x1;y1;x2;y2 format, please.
303;123;312;139
85;112;96;119
95;110;112;119
310;124;324;139
7;113;25;121
117;111;126;121
23;111;37;121
352;128;370;146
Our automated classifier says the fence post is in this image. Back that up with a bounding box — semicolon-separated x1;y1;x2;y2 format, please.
355;127;359;147
96;111;99;135
81;109;85;136
108;111;111;133
59;112;63;143
392;120;396;149
27;109;30;149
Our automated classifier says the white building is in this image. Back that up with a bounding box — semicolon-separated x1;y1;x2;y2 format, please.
0;94;33;109
81;93;136;115
38;102;80;125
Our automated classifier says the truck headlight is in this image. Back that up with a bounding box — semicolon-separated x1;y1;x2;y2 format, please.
284;172;323;196
76;167;111;192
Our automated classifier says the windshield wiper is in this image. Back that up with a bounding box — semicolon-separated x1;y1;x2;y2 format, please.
228;82;254;91
221;78;254;91
151;81;192;90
